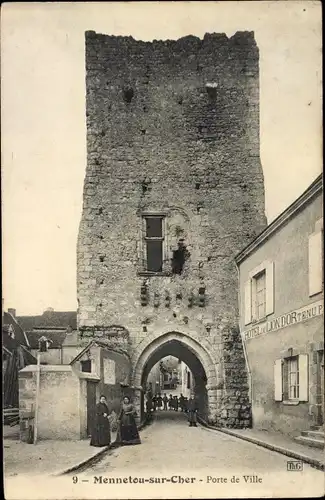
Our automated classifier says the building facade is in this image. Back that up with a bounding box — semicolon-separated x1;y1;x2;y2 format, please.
19;340;130;441
236;175;323;438
77;30;267;427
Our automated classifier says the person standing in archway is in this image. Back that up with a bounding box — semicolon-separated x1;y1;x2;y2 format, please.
157;393;163;411
187;394;199;427
162;393;168;410
179;393;185;412
117;396;141;445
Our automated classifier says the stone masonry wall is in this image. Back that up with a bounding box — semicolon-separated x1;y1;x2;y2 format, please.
77;31;267;426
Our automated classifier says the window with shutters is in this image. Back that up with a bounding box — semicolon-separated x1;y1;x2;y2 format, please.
140;215;167;274
274;354;309;403
244;261;274;325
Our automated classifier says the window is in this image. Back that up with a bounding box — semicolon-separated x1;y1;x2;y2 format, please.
286;357;299;400
244;260;274;325
254;271;266;320
274;354;308;402
308;218;323;296
142;215;165;273
187;371;191;389
81;360;92;373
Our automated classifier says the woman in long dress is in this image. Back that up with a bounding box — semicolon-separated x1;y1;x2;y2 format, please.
118;396;141;445
90;395;111;447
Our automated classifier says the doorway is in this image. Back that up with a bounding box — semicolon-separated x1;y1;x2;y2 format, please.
86;380;97;437
316;350;324;426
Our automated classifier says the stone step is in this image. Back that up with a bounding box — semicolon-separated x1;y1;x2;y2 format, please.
309;424;322;431
301;430;325;440
295;435;324;449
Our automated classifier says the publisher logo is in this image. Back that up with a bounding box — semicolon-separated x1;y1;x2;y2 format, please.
287;461;303;471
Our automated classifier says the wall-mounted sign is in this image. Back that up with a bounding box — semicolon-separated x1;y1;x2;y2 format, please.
242;300;323;341
104;358;116;384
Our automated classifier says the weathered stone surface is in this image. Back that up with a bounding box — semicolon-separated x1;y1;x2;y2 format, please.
77;31;265;426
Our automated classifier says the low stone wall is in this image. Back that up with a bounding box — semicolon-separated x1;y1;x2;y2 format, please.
19;365;81;441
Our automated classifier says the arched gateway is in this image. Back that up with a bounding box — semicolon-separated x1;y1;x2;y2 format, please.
131;330;219;422
77;30;266;430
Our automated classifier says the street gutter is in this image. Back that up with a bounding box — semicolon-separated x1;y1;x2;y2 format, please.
197;417;324;472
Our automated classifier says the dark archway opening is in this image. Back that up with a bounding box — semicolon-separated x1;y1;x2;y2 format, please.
140;339;208;423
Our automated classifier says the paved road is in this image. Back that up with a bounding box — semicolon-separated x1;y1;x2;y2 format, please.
85;411;323;484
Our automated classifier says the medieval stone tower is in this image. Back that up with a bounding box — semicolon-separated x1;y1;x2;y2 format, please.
77;30;267;427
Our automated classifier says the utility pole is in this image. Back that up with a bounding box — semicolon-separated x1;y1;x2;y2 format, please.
33;336;51;445
33;350;41;444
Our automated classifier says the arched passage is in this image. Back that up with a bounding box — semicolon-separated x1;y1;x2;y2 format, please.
132;331;218;422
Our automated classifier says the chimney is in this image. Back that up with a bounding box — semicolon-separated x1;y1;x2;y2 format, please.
8;308;16;318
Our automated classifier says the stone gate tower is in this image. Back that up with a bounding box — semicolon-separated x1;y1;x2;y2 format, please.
78;30;267;427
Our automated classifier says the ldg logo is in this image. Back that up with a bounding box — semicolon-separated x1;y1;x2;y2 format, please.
287;461;303;471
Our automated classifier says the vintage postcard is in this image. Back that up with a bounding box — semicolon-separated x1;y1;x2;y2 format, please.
2;1;323;499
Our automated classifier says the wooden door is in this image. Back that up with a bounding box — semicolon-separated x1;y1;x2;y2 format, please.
87;381;97;437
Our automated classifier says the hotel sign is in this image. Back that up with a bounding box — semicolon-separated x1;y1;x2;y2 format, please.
242;300;323;341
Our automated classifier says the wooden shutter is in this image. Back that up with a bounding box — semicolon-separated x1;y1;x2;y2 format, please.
298;354;309;402
244;279;252;325
308;231;322;296
265;260;274;316
274;359;283;401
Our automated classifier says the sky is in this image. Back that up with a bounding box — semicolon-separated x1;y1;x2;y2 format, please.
1;1;322;315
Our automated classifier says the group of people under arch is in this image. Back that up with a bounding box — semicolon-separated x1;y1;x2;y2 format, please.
146;392;199;427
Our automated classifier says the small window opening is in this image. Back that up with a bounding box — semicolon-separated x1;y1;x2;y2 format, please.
141;179;151;194
99;256;105;262
205;83;218;99
171;240;190;275
123;87;134;103
81;360;92;373
141;129;146;135
195;182;200;190
98;207;103;215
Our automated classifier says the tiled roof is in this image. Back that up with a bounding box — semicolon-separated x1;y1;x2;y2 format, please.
2;329;37;364
17;311;77;331
3;312;29;347
26;330;68;349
